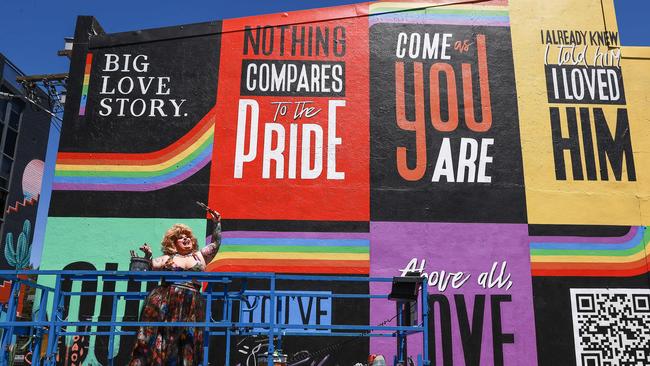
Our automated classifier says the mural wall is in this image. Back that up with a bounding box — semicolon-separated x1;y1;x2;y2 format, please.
37;0;650;365
0;87;52;305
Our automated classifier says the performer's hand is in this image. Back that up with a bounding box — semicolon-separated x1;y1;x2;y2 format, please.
139;243;153;259
208;209;221;222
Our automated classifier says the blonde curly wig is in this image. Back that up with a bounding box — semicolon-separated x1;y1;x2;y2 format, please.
160;223;198;255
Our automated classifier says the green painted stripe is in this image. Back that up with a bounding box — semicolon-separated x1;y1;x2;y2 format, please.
55;136;212;178
220;245;369;253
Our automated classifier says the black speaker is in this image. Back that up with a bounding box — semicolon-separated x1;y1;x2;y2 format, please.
388;273;422;302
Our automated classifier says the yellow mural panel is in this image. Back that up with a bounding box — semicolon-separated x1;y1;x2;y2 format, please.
510;0;650;225
621;46;650;224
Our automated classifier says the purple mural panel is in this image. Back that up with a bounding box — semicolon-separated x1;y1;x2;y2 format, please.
370;222;537;365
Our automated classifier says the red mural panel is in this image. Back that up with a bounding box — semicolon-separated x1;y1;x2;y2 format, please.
209;6;370;221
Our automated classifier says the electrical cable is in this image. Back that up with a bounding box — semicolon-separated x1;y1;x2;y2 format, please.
287;300;423;364
0;91;63;133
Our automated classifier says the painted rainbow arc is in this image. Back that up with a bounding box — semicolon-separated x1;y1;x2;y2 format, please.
207;232;370;275
530;226;650;277
369;1;510;26
52;108;216;192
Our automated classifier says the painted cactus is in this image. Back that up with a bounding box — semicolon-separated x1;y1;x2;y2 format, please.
4;219;32;269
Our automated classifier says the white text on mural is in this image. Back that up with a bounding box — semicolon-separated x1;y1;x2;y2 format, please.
234;99;345;180
399;258;513;291
98;54;187;118
540;29;636;181
394;32;494;184
399;258;516;364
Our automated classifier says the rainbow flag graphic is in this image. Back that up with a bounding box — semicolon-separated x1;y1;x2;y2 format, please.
207;231;370;275
530;226;650;277
369;0;509;26
79;53;93;116
53;108;216;191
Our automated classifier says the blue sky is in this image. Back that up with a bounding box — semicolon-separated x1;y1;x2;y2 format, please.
0;0;648;76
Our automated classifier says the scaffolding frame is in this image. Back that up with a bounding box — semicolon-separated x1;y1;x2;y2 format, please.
0;270;430;366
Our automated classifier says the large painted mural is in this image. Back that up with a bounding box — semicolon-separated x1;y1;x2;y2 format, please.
0;93;52;307
35;0;650;365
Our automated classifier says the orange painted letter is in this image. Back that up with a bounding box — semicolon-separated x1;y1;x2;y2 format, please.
462;34;492;132
395;62;426;181
430;63;458;132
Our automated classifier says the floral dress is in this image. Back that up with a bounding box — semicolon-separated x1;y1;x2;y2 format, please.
129;223;221;366
128;261;205;365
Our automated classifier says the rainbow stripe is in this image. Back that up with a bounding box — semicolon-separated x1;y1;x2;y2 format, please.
79;53;93;116
52;109;216;191
207;231;370;275
530;226;650;277
369;1;509;26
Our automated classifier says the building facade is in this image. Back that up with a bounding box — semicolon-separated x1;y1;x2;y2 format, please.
35;0;650;364
0;54;52;273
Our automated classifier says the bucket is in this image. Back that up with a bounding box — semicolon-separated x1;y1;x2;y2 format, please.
256;352;287;366
129;257;152;271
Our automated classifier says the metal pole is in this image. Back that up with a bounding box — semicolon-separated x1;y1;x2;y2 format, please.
224;282;232;366
267;275;276;366
31;289;49;366
421;280;429;365
107;294;119;365
45;275;63;366
203;282;213;366
395;302;406;366
223;280;230;364
221;281;228;325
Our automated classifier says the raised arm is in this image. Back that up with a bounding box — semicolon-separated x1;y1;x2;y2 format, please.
200;210;221;264
139;243;168;270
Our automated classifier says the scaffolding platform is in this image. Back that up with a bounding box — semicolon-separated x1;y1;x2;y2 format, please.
0;270;430;366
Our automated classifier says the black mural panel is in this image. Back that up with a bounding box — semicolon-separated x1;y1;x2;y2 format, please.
50;22;221;218
370;23;526;223
528;224;631;237
532;275;650;366
530;225;650;366
60;31;221;153
49;165;212;218
220;219;369;233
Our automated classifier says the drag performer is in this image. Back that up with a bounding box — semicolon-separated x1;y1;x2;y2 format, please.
128;205;221;366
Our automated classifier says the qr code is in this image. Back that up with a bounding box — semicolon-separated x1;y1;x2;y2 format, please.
571;289;650;366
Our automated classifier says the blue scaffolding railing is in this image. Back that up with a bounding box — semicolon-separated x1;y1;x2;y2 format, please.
0;270;430;366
